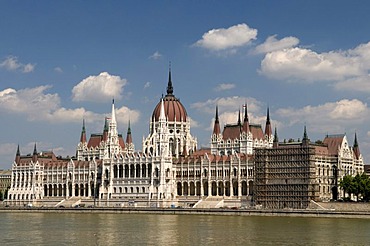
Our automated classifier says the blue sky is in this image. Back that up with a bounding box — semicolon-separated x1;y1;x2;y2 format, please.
1;1;370;168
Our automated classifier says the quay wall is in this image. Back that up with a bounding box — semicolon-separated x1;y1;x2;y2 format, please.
1;207;370;219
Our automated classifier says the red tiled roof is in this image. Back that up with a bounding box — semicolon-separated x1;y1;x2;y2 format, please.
87;134;103;148
250;124;264;140
118;135;125;149
323;135;344;156
222;124;242;140
314;145;329;155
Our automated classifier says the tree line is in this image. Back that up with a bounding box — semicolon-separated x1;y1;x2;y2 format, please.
339;173;370;202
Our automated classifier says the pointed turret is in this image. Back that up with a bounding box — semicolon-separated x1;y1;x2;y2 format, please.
302;125;310;146
111;99;116;124
32;143;38;163
264;107;272;137
126;121;133;145
273;127;279;148
242;103;250;133
237;109;241;126
159;98;166;122
166;65;173;95
353;132;361;159
80;119;87;143
15;144;21;164
103;117;109;141
213;106;221;135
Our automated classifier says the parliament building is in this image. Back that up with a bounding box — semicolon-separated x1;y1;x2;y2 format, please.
6;71;365;208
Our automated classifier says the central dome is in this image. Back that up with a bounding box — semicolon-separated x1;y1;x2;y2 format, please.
152;71;188;122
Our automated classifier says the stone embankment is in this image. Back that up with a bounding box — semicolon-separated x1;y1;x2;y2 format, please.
1;204;370;219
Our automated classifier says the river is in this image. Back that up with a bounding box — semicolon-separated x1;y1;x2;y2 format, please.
0;212;369;245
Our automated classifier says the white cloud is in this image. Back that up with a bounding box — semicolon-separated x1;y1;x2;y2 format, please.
194;23;257;51
0;56;36;73
0;86;60;118
115;105;140;126
255;35;299;54
188;116;200;128
54;67;63;73
144;82;151;89
259;41;370;88
72;72;127;102
149;51;162;60
47;107;102;124
0;86;140;125
191;96;262;114
276;99;368;133
214;83;236;91
335;75;370;92
260;47;364;82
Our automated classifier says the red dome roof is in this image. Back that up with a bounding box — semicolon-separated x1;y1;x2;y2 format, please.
152;70;187;122
152;95;187;122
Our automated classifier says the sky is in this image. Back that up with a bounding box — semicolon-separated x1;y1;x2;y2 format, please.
1;1;370;169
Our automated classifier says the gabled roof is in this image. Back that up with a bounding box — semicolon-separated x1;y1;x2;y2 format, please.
323;134;345;156
222;124;242;140
87;134;103;148
250;124;264;140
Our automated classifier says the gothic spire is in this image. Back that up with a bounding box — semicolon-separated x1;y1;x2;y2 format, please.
274;127;279;143
237;109;241;126
126;120;132;144
32;143;38;162
302;125;310;146
111;99;116;124
103;117;109;141
33;143;37;156
353;132;361;159
80;119;87;143
273;127;279;148
104;117;109;132
303;125;308;141
166;63;173;95
243;103;250;133
159;98;166;122
16;144;20;156
213;105;221;135
15;144;21;163
264;107;272;136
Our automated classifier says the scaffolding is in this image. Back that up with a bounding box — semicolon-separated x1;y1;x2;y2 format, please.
254;145;319;209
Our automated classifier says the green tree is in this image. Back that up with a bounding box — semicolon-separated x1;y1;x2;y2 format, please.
339;175;353;199
340;173;370;201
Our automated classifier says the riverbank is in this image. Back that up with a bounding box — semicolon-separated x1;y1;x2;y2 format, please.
1;206;370;219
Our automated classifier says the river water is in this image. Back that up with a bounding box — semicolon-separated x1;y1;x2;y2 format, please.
0;212;369;245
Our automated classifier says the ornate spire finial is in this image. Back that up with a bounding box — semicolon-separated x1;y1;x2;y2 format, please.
126;120;132;144
80;119;87;143
32;142;38;162
15;144;21;163
243;102;248;123
264;106;272;136
16;144;20;156
213;105;221;135
238;109;241;126
167;62;173;95
303;125;308;140
353;132;361;159
302;125;310;146
33;143;37;155
274;127;279;143
354;132;359;147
